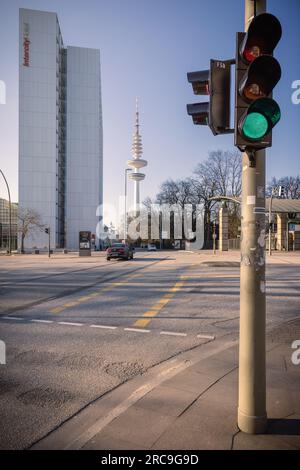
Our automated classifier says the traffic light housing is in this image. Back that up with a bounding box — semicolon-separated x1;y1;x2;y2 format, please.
187;59;232;135
45;228;49;234
234;13;282;150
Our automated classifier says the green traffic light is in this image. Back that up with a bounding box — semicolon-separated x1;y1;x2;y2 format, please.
240;97;281;141
243;112;268;140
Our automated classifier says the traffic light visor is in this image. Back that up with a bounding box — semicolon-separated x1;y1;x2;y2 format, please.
241;13;282;63
239;55;281;102
187;70;210;95
187;102;209;125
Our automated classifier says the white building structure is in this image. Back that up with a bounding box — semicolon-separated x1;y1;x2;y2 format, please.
127;100;147;213
19;8;103;250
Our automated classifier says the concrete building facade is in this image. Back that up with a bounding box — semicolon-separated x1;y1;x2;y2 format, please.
0;199;18;251
19;8;103;250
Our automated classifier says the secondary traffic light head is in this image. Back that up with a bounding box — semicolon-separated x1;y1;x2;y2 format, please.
234;13;282;150
187;60;231;135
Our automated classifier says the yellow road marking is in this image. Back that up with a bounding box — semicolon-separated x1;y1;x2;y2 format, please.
133;279;186;328
77;295;93;302
51;306;66;314
143;310;158;317
134;319;152;328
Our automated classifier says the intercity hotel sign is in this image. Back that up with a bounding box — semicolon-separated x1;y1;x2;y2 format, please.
23;23;30;66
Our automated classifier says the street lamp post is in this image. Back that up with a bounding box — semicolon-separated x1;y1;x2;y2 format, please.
0;169;12;255
213;220;216;254
124;168;132;242
268;189;274;256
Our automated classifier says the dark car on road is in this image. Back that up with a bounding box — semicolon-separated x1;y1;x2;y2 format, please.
106;243;134;261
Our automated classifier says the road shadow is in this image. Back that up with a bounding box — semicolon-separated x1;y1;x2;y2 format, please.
267;418;300;436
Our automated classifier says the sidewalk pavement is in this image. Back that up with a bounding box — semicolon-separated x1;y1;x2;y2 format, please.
33;317;300;451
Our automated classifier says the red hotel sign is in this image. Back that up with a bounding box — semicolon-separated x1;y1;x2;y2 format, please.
23;23;30;66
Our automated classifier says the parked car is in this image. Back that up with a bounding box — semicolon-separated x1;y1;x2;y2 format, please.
106;243;134;260
147;243;157;251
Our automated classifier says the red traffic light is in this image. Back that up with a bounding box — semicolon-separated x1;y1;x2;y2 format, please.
240;13;282;64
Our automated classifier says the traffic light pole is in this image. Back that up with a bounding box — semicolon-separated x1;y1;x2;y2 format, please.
238;0;268;434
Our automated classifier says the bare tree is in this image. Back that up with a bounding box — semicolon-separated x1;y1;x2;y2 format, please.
191;150;242;243
142;196;154;211
149;150;243;247
193;150;242;198
155;179;194;247
18;208;43;253
156;179;193;207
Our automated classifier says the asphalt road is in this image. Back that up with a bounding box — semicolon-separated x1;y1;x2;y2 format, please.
0;250;299;449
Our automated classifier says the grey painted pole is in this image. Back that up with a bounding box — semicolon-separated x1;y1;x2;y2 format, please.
238;0;268;434
0;169;12;255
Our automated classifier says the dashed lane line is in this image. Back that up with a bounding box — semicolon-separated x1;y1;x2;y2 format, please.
197;334;216;340
160;331;187;337
90;324;117;330
124;327;151;334
30;319;54;324
0;315;216;340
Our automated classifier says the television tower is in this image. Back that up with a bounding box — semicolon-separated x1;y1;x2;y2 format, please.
127;99;147;213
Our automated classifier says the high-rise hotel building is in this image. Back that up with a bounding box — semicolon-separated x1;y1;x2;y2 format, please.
19;8;103;250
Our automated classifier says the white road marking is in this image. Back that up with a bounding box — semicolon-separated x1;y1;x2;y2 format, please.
197;334;216;340
124;327;150;333
30;319;54;324
160;331;187;337
0;316;217;341
2;316;23;321
90;324;117;330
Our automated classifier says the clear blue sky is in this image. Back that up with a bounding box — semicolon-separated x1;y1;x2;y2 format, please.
0;0;299;210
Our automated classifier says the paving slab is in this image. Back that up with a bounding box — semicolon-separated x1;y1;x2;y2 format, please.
267;387;295;419
233;431;299;450
190;356;238;378
162;369;218;395
134;385;197;417
152;416;237;450
83;433;148;450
